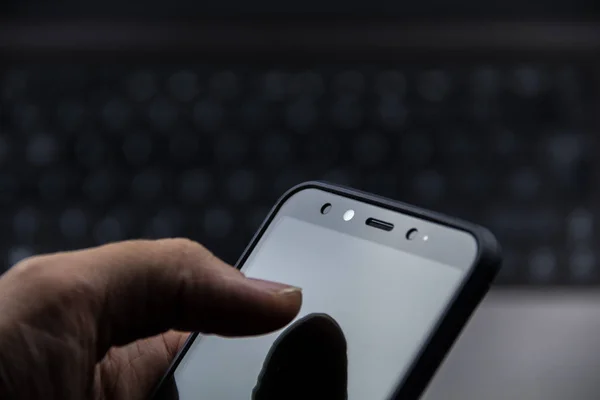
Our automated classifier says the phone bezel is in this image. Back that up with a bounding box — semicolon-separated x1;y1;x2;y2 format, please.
149;180;502;400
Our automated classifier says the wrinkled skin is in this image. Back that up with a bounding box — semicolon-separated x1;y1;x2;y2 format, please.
0;239;302;400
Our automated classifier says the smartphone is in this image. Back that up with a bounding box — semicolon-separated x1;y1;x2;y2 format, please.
151;181;502;400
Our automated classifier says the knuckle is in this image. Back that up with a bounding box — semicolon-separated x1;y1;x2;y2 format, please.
154;238;213;289
10;255;68;290
154;238;223;298
153;238;214;313
8;253;99;317
159;238;215;269
12;254;48;276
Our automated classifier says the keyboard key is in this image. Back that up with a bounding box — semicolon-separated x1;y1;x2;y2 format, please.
352;132;388;166
13;207;38;242
193;99;224;133
210;71;239;101
101;98;131;131
511;66;544;98
94;215;125;245
375;70;406;97
492;128;521;158
170;133;200;164
51;66;88;94
399;132;433;167
2;69;28;101
508;168;542;200
179;169;211;204
148;97;178;131
470;98;497;121
130;170;164;201
470;67;500;97
569;248;596;282
84;169;117;204
418;70;451;102
214;133;248;165
39;169;69;203
75;134;107;168
529;247;557;283
203;207;233;238
127;71;157;102
440;131;479;160
59;208;89;241
145;208;183;239
94;208;134;244
456;169;490;198
263;71;288;102
567;208;594;243
240;100;270;131
285;99;318;133
288;71;324;99
227;170;258;203
27;133;59;166
56;100;86;133
377;96;407;131
546;133;584;168
261;134;293;166
305;134;340;165
8;246;34;268
167;70;199;102
333;71;365;96
123;133;153;166
488;208;560;240
12;102;40;132
413;170;446;204
331;97;363;130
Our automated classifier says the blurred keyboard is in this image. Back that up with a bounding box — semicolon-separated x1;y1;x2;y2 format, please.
0;63;597;286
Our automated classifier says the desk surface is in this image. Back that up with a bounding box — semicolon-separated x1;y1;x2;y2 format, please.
423;289;600;400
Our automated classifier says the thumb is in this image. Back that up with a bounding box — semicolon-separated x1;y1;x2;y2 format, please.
1;238;302;358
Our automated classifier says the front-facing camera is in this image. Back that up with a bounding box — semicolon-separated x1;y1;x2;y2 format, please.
406;228;419;240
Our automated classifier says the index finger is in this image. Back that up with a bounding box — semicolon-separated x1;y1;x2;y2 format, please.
1;239;302;357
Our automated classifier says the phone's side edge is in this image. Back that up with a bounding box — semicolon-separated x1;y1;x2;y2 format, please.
304;181;503;400
389;227;502;400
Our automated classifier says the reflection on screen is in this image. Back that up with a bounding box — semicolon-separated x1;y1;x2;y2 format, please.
155;216;467;400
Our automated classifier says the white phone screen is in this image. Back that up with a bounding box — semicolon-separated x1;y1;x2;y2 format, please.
158;209;475;400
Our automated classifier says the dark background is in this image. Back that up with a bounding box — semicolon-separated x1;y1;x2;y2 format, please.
1;0;599;17
2;2;600;399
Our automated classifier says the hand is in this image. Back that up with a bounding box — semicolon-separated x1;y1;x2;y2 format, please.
0;238;302;400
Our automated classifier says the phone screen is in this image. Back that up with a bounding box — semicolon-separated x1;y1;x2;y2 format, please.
154;188;478;400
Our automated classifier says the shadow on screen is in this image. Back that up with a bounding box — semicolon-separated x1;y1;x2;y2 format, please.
152;313;348;400
253;312;348;399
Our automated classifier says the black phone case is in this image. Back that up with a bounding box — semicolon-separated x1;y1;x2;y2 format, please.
149;181;502;400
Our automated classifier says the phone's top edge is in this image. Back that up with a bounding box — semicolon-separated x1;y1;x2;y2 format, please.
279;180;502;274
